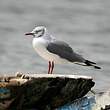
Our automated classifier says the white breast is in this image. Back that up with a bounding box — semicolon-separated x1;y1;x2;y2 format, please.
32;38;69;64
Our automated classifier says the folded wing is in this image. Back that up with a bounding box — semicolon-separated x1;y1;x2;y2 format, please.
47;41;85;63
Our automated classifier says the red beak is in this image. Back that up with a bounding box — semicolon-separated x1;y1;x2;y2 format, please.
25;32;34;36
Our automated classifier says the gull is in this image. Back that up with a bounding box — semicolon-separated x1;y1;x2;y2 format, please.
25;26;101;74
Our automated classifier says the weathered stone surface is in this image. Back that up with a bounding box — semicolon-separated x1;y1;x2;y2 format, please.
8;74;95;110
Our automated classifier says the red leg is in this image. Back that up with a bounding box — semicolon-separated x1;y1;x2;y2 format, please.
50;61;54;74
48;61;51;74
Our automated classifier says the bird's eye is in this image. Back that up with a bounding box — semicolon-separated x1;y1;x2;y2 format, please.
36;30;41;33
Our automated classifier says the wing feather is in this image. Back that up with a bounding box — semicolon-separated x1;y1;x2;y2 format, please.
47;41;85;62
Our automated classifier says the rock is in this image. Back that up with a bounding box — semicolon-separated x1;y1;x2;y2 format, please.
8;74;95;110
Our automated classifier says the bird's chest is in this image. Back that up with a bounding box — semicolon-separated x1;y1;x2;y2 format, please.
32;38;51;59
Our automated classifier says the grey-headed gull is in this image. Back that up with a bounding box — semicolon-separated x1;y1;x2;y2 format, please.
25;26;101;74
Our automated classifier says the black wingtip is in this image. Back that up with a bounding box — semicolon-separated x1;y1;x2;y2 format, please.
94;65;101;69
85;60;96;64
85;60;101;69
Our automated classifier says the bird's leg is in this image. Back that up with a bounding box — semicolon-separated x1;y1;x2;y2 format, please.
50;61;54;74
48;61;51;74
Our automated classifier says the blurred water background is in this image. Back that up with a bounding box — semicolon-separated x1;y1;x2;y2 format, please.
0;0;110;91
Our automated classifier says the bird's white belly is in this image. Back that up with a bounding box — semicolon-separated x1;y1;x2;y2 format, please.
32;39;68;64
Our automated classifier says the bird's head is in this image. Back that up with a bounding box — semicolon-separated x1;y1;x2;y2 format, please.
25;26;46;38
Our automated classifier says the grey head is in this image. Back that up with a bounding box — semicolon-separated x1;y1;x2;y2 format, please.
25;26;46;38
